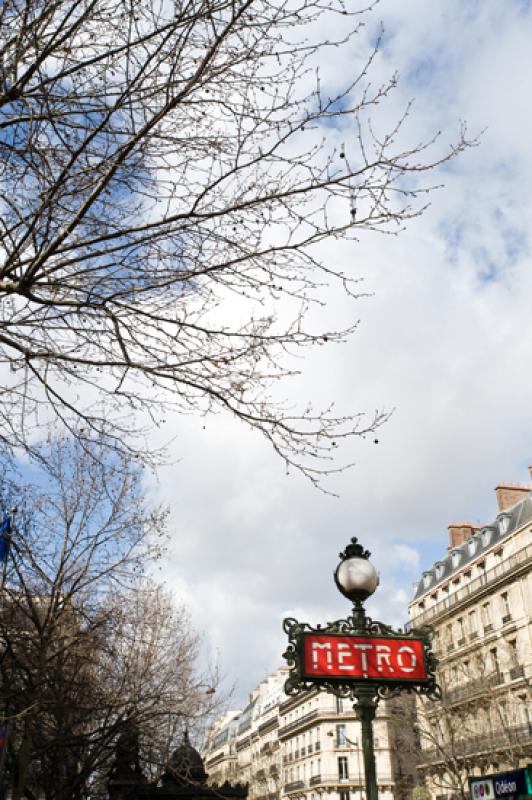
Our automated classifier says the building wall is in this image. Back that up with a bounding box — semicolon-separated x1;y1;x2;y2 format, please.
203;668;416;800
408;476;532;800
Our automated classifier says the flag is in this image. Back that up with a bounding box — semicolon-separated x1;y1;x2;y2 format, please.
0;515;11;562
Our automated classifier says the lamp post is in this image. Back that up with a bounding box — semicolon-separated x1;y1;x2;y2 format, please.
333;540;380;800
282;537;439;800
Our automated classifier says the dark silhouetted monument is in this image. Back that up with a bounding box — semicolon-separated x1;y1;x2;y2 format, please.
108;726;247;800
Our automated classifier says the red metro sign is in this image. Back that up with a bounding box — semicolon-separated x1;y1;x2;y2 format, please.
300;633;428;684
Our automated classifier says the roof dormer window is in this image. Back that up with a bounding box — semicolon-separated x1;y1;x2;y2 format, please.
435;561;446;580
467;536;479;556
451;549;462;569
422;570;434;589
497;514;511;536
481;526;495;547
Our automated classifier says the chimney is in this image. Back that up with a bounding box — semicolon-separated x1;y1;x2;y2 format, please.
495;483;532;512
447;522;479;550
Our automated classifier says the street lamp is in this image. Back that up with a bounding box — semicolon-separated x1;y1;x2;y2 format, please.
282;537;439;800
333;539;380;800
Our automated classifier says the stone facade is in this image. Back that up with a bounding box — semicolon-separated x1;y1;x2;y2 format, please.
408;471;532;800
203;668;417;800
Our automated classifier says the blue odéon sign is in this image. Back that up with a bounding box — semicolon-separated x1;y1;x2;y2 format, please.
470;766;532;800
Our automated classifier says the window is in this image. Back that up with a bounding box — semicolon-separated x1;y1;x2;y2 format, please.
336;696;344;713
446;624;453;648
338;757;349;780
340;791;350;800
501;592;511;622
468;609;477;638
482;601;492;631
336;725;347;747
457;617;465;644
508;639;518;664
490;647;500;677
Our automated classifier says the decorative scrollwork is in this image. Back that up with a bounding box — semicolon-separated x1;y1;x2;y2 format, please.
281;614;441;704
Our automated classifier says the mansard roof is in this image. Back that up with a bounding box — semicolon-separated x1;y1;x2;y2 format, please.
412;491;532;600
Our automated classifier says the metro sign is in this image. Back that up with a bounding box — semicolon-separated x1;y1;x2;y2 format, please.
283;618;439;699
301;633;427;683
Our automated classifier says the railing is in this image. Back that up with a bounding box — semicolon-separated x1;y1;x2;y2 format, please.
306;776;365;788
205;752;229;767
408;543;532;629
258;721;278;735
419;723;532;764
278;706;358;738
443;672;500;704
284;781;305;792
279;688;319;714
278;710;318;738
510;665;525;680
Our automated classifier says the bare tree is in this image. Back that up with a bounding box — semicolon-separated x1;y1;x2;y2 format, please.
0;436;217;800
0;0;473;485
414;655;532;800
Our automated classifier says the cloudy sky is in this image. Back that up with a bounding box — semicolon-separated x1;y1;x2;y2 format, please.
147;0;532;707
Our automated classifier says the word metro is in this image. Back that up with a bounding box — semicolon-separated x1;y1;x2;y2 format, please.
301;633;428;682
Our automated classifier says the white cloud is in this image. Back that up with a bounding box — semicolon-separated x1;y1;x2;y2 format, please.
143;0;532;704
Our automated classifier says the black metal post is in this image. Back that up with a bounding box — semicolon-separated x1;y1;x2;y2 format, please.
353;687;378;800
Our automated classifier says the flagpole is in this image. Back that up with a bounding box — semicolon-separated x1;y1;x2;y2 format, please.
0;506;16;591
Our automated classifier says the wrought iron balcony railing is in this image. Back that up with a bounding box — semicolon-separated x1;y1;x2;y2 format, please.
418;723;532;765
407;543;532;629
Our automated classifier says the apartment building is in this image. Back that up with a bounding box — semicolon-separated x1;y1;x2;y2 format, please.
408;474;532;800
203;667;415;800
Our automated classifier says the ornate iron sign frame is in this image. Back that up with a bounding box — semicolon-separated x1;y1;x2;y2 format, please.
282;611;441;702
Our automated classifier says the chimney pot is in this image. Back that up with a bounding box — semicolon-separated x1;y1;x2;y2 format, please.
494;483;532;512
447;522;479;550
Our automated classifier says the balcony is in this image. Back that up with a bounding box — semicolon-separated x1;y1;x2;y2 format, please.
510;665;525;680
306;776;365;788
502;614;512;625
443;672;502;704
408;543;532;629
484;623;493;633
284;781;305;793
457;638;466;647
419;723;532;765
278;704;358;739
278;710;318;738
